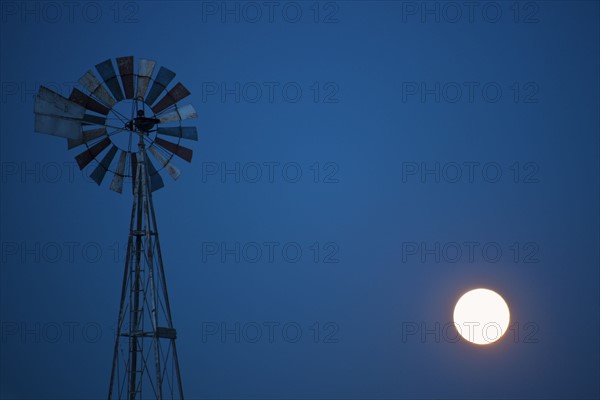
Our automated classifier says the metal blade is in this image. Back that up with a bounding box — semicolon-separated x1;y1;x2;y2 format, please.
157;104;197;123
34;86;85;139
34;86;86;118
131;152;138;194
145;156;165;192
145;66;176;106
67;127;107;149
95;59;124;102
116;56;134;99
74;137;111;170
34;115;82;140
157;126;198;141
82;114;107;126
90;145;118;185
151;83;191;114
148;145;181;180
78;70;116;107
136;59;156;100
69;88;110;115
154;137;193;163
109;151;127;193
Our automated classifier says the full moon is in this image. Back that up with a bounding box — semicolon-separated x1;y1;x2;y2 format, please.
453;288;510;345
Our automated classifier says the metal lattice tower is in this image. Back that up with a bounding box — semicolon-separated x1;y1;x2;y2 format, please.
33;56;197;399
108;134;183;399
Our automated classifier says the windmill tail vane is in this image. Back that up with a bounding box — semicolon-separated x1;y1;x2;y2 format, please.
33;56;197;400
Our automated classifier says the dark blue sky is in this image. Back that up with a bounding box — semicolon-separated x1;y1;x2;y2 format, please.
1;1;599;399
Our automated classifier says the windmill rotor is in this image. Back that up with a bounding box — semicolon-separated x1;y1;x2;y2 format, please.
34;56;198;193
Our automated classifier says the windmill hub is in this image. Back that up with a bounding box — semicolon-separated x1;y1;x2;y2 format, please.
128;110;160;133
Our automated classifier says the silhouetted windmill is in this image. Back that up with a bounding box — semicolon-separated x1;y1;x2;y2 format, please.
34;56;197;399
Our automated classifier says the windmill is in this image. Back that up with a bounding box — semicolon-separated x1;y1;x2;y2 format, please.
33;56;197;399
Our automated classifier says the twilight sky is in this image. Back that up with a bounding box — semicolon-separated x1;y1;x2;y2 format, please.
1;1;599;399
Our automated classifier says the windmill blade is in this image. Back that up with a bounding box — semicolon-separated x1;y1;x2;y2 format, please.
82;114;107;126
35;86;86;118
90;145;118;185
136;59;156;100
74;137;111;170
151;83;191;114
157;104;197;123
69;88;110;115
109;151;127;193
116;56;135;99
145;66;176;106
148;145;181;180
131;152;138;194
67;127;107;150
96;59;124;102
34;86;86;139
157;127;198;141
34;115;82;140
145;156;165;192
131;153;138;182
154;137;193;163
78;70;116;107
